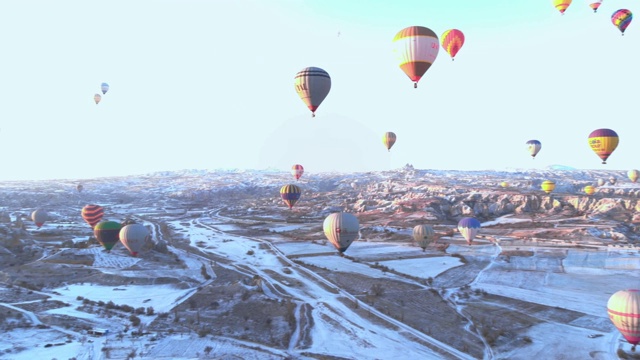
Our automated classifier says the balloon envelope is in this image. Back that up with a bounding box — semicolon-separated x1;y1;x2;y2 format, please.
76;184;84;193
412;225;435;251
81;204;104;229
526;140;542;158
588;128;618;164
628;170;639;183
458;217;481;245
441;29;465;60
31;209;48;228
553;0;572;14
541;180;556;194
607;289;640;349
587;0;602;13
94;94;101;104
393;26;439;88
612;9;633;35
500;181;509;188
294;67;331;117
101;82;109;94
291;164;304;180
280;184;301;209
584;185;595;195
94;221;122;251
323;212;359;253
119;223;150;256
382;132;397;151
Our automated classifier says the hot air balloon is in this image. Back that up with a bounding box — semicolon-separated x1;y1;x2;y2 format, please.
609;176;617;185
94;94;101;104
294;67;331;117
607;289;640;351
597;178;606;187
393;26;439;88
588;128;618;164
441;29;465;61
612;9;633;35
101;82;109;94
292;164;304;180
413;225;435;251
526;140;542;159
81;204;104;229
280;184;301;209
541;180;556;194
76;184;84;193
458;217;481;245
587;0;603;13
31;209;48;228
553;0;572;14
500;181;509;188
584;185;595;195
323;212;359;254
119;223;150;256
94;221;122;251
628;170;639;183
383;132;396;152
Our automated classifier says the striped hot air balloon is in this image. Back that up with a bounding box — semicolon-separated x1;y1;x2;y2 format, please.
101;82;109;94
31;209;48;228
323;212;359;254
413;225;435;251
280;184;301;209
607;289;640;351
526;140;542;159
553;0;572;14
457;217;481;245
587;0;602;13
94;220;122;251
441;29;465;61
612;9;633;35
541;180;556;194
81;204;104;229
628;169;639;183
291;164;304;180
382;132;397;152
393;26;439;88
294;67;331;117
588;128;619;164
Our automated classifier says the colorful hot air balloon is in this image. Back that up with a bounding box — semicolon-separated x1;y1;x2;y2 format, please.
587;0;603;13
393;26;439;88
81;204;104;229
94;94;102;104
553;0;572;14
607;289;640;351
441;29;465;61
292;164;304;180
280;184;301;209
119;223;150;256
541;180;556;194
628;170;639;183
457;217;481;245
101;82;109;94
294;67;331;117
526;140;542;159
612;9;633;35
382;132;397;152
413;225;435;251
584;185;595;195
323;212;359;254
94;221;122;251
588;128;619;164
31;209;48;228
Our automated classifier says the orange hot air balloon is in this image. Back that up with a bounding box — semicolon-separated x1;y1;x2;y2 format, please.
583;185;595;195
393;26;439;88
553;0;572;14
607;289;640;351
587;0;602;13
588;128;619;164
628;169;639;183
541;180;555;194
382;132;396;152
291;164;304;180
441;29;465;61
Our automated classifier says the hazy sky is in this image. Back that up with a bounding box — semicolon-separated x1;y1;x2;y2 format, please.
1;0;639;181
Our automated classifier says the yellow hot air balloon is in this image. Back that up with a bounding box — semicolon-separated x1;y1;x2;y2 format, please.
541;180;555;194
393;26;439;88
607;289;640;351
412;225;435;251
94;94;102;105
382;132;396;152
500;181;509;188
588;128;619;164
628;169;639;183
553;0;572;15
584;185;595;195
323;212;359;254
280;184;301;209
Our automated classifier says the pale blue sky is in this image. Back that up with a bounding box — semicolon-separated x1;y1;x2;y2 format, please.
0;1;638;180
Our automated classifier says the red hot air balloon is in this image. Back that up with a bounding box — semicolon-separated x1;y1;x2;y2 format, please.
607;289;640;351
291;164;304;180
441;29;465;61
81;204;104;229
